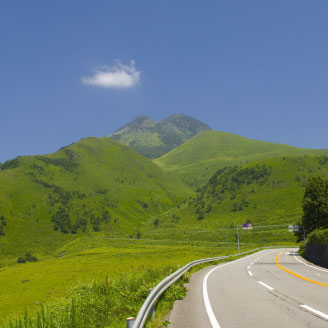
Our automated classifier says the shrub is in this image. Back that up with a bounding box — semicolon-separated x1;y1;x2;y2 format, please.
153;218;160;227
307;229;328;245
17;257;26;263
17;253;38;263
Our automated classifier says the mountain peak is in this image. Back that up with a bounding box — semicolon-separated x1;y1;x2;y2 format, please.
109;115;156;136
108;114;211;158
161;113;211;131
128;115;156;129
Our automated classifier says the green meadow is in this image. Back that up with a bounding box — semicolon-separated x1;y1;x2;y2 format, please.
0;237;248;325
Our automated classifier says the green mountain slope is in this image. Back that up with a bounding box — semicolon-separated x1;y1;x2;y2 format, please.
0;137;193;256
109;113;211;158
154;130;328;188
145;155;328;240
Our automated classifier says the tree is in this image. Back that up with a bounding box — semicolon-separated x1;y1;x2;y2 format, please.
102;210;111;223
302;177;328;233
153;218;160;227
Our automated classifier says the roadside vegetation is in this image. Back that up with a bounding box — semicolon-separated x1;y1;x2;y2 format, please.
0;243;263;328
306;229;328;245
297;176;328;250
0;237;246;325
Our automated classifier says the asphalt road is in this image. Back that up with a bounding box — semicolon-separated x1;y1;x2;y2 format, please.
169;248;328;327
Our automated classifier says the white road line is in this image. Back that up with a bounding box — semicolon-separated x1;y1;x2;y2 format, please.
203;267;221;328
258;281;274;290
203;250;268;328
248;271;253;276
247;266;250;269
294;255;328;273
300;305;328;320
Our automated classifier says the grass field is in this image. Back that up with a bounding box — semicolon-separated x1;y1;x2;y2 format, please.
0;237;253;324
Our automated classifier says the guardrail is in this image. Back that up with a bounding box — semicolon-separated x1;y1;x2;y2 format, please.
129;245;298;328
130;248;260;328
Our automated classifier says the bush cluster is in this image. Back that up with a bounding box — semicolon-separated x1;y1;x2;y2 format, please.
0;215;6;236
17;253;38;264
307;229;328;245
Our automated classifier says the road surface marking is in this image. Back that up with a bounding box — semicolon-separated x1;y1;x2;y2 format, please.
203;267;221;328
203;250;268;328
300;305;328;320
293;254;328;273
258;281;274;290
247;266;250;269
248;271;253;276
276;251;328;287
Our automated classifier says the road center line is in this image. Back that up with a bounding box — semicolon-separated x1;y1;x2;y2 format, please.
258;281;274;290
300;305;328;320
203;250;267;328
248;271;253;276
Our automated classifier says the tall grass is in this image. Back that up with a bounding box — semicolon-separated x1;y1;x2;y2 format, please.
1;266;177;328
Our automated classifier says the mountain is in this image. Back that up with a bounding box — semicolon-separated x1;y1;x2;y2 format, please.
0;137;193;256
109;113;211;158
144;155;328;240
154;130;328;188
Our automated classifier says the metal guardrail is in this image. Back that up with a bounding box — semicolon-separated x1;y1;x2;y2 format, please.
131;248;260;328
130;245;299;328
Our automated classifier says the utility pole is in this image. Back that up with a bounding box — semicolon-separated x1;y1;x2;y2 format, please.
236;225;240;253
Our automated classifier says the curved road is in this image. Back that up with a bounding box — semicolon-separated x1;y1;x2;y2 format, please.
169;249;328;327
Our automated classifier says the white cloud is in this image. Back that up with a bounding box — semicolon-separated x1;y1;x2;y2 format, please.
82;60;141;89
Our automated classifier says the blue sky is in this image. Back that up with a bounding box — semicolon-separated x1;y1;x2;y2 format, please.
1;1;328;162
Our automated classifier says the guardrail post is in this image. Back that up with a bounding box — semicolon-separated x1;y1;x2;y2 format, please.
126;317;135;328
149;288;155;318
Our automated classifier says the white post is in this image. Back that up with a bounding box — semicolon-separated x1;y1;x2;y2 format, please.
126;317;135;328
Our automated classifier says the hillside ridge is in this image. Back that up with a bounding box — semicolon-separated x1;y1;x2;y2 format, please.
0;137;193;256
154;130;328;188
